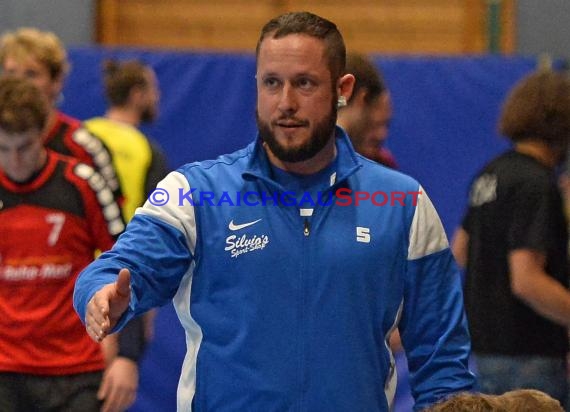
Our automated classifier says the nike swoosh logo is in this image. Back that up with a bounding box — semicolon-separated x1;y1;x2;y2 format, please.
228;219;262;231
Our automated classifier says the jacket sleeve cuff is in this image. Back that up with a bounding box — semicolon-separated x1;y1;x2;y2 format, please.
117;315;147;363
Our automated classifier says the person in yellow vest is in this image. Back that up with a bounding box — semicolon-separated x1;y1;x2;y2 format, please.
86;59;169;222
84;59;169;410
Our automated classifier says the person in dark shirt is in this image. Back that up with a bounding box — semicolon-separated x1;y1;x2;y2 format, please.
452;70;570;407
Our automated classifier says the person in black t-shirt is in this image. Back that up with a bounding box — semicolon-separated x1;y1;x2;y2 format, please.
452;70;570;407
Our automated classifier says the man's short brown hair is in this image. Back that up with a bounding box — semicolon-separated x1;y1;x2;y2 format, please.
0;76;49;133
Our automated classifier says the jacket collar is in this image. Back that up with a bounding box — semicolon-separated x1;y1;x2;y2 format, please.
243;126;362;189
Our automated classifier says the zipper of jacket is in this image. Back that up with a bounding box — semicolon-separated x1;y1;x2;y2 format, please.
298;207;312;410
300;207;313;237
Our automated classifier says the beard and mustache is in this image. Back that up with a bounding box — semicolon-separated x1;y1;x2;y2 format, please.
256;95;338;163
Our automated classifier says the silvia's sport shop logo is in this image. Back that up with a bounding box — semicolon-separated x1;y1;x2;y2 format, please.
224;218;269;258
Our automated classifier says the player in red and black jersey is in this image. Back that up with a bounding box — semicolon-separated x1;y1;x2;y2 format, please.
0;77;125;410
0;149;124;375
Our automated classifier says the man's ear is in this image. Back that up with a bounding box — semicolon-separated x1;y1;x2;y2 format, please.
337;73;355;104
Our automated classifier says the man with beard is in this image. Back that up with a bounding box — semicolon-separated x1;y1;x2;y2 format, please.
85;59;169;221
74;11;474;412
84;59;169;409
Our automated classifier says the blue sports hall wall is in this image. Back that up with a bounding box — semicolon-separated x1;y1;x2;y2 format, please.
62;48;539;411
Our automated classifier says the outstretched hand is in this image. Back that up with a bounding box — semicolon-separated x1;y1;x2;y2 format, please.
86;268;132;342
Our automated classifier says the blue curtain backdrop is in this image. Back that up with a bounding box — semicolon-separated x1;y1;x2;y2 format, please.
62;47;538;411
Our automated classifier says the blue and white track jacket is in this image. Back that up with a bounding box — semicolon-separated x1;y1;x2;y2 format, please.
75;127;474;411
